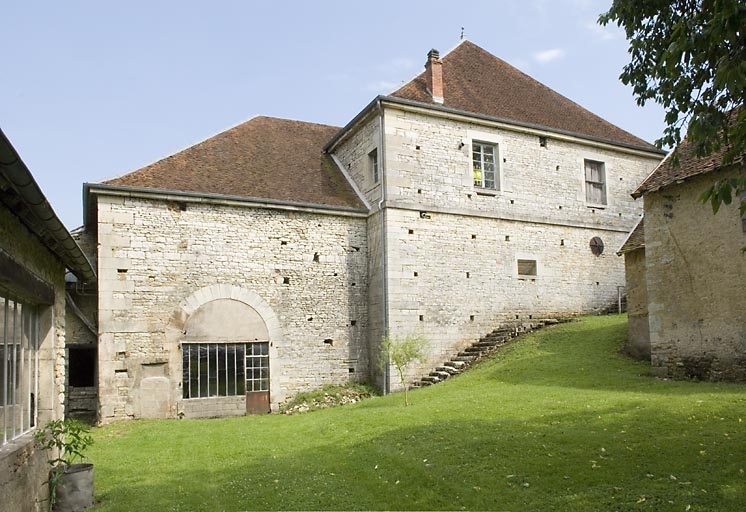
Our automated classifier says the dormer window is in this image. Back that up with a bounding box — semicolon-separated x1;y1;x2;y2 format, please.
473;142;498;190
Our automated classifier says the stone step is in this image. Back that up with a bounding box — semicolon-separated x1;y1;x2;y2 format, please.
430;370;450;380
454;355;477;362
421;375;441;384
443;360;466;369
463;346;486;354
437;365;460;375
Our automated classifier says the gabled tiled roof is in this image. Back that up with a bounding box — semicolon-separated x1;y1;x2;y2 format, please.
617;217;645;255
633;135;744;198
104;116;364;210
391;40;657;151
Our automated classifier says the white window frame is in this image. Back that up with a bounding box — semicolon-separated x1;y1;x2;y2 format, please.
472;141;499;190
584;158;607;206
1;294;39;447
466;129;504;194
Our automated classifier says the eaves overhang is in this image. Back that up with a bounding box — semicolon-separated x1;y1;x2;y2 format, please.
325;95;667;158
0;128;96;284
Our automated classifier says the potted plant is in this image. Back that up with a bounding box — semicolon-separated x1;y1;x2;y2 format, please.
34;418;95;512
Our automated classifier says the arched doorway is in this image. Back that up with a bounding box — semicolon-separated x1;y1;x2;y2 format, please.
182;298;271;414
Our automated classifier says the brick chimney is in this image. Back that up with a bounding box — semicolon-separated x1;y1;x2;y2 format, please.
424;49;444;104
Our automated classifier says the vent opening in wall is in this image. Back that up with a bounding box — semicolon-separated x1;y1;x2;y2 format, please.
590;237;605;256
539;136;547;148
517;259;537;277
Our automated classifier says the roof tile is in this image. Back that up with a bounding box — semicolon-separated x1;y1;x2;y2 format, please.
105;116;364;210
391;41;656;150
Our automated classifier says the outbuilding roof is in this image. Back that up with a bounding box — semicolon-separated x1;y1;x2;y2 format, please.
104;116;364;210
617;217;645;255
633;135;743;198
391;40;658;151
0;128;96;283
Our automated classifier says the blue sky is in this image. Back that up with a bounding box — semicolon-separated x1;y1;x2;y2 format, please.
1;0;666;228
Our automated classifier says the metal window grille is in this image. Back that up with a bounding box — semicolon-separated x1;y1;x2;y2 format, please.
245;342;269;392
585;160;607;205
1;294;39;447
473;142;498;190
182;342;269;398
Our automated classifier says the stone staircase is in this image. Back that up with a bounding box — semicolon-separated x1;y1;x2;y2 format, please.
412;319;561;388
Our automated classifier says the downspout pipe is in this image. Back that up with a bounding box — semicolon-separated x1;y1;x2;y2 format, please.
377;99;390;395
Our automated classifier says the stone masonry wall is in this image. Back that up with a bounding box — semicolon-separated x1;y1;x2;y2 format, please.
381;107;660;229
384;207;632;382
0;203;67;512
333;114;381;207
645;166;746;381
96;195;368;421
353;106;658;387
623;249;650;360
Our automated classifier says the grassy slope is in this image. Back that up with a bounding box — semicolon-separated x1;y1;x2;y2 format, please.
89;315;746;511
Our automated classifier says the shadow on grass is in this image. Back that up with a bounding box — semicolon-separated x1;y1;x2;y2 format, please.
92;403;745;512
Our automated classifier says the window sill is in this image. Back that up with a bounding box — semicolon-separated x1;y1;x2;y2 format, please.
586;203;607;210
474;188;499;197
517;276;537;281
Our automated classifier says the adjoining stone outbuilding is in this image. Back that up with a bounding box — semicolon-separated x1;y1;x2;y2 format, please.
0;128;95;511
82;40;665;422
617;217;650;360
630;133;746;381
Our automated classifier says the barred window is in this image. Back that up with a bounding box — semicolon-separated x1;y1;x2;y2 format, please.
182;341;269;399
1;295;39;446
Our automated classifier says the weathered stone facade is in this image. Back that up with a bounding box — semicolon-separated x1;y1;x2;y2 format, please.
644;166;746;380
332;105;661;384
622;248;650;360
0;204;66;512
1;131;93;511
93;194;368;421
88;42;666;413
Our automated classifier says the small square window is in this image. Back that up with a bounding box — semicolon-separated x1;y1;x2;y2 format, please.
473;142;499;190
369;148;379;184
517;259;537;277
584;159;607;205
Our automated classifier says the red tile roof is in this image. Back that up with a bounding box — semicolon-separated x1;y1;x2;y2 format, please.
104;116;364;210
391;41;657;151
633;134;744;198
617;217;645;254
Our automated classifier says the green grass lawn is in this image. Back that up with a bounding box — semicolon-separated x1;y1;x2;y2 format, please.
89;315;746;511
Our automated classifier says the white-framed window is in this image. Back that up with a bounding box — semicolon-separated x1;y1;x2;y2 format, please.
369;148;379;185
1;294;39;446
182;341;268;399
584;159;607;205
472;141;499;190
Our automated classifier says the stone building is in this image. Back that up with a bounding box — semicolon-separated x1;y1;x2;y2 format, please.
0;128;95;511
629;132;746;380
617;217;649;360
83;40;664;422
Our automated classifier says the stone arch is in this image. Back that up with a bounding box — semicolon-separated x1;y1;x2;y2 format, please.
171;284;283;415
179;284;281;341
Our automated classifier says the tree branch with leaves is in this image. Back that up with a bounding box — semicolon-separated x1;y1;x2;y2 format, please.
600;0;745;215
